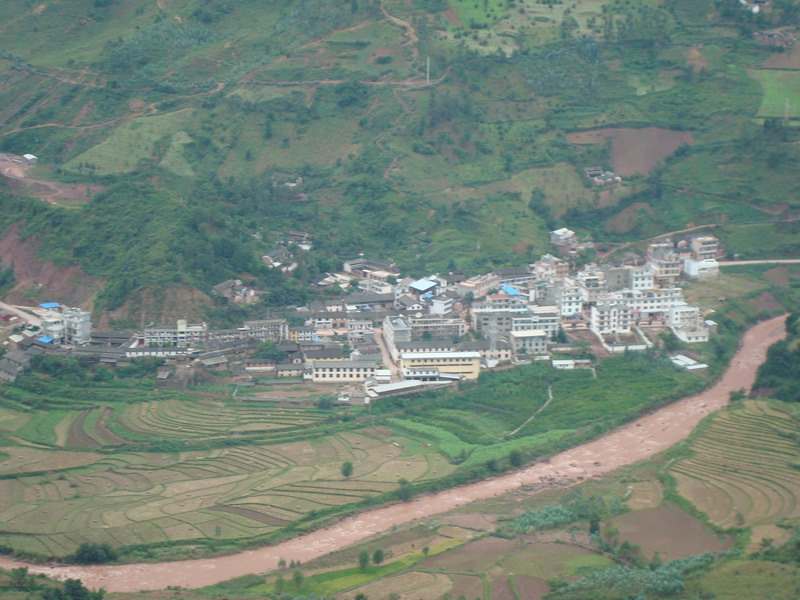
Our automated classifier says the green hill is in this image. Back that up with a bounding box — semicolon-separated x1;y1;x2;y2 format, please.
1;0;799;322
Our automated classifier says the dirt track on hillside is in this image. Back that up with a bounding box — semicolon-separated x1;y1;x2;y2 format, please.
0;315;786;592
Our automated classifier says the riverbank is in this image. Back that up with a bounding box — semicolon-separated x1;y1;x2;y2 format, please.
0;315;786;592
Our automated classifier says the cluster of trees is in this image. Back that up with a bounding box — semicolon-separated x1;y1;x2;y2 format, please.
753;311;800;402
3;568;104;600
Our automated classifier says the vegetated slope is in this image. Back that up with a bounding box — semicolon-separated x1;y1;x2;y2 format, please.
753;310;800;401
0;0;799;320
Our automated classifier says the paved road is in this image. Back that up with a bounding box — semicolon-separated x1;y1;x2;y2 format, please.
719;259;800;266
0;300;40;326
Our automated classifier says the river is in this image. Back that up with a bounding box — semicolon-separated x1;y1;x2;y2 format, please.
0;315;786;592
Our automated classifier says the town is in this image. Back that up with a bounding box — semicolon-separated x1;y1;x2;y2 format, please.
0;228;721;400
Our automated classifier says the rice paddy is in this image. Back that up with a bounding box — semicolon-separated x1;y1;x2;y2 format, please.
0;394;453;558
670;401;800;531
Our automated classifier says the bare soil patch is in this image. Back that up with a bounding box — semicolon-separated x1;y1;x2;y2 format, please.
66;410;99;448
627;480;663;511
763;266;790;285
94;408;126;445
748;291;783;313
491;574;515;600
684;46;710;72
762;45;800;69
211;505;288;526
611;503;733;561
566;128;694;176
0;159;103;205
421;536;513;571
514;574;550;600
438;512;499;531
605;202;655;233
450;574;484;599
0;223;104;309
443;7;462;26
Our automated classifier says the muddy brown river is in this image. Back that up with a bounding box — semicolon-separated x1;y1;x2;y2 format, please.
0;315;786;591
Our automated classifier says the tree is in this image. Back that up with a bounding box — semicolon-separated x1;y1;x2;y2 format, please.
509;449;524;468
341;460;354;478
9;567;29;590
397;478;412;502
372;547;384;566
253;341;287;362
358;548;370;572
316;393;335;409
354;594;368;600
275;574;285;593
292;569;304;591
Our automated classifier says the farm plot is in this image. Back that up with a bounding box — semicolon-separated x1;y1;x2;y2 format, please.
114;399;328;441
0;428;449;557
670;401;800;530
566;127;694;176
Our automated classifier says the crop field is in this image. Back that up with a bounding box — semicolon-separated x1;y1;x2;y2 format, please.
566;127;694;176
63;110;196;175
0;422;452;557
670;401;800;532
748;69;800;118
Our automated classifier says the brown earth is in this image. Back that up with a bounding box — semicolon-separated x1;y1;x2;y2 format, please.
684;46;710;72
66;410;100;448
450;574;484;599
763;266;790;285
94;408;126;445
0;158;103;205
421;536;514;571
762;45;800;69
514;574;550;600
0;223;104;309
0;315;785;592
210;505;289;526
98;286;213;328
611;503;733;561
566;128;694;176
490;573;515;600
748;291;783;313
605;202;656;233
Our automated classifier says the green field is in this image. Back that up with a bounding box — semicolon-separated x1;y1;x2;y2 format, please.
748;69;800;118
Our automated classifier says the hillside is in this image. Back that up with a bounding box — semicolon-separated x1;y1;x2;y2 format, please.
1;0;799;322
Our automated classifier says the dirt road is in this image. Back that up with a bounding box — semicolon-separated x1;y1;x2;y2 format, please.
0;315;785;591
0;300;40;326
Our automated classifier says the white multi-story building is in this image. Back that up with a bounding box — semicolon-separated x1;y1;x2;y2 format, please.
62;308;92;345
510;329;549;355
455;274;501;298
144;320;208;347
617;287;683;319
590;302;632;335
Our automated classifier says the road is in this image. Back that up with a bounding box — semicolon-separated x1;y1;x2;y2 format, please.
719;259;800;266
0;300;40;326
0;315;786;592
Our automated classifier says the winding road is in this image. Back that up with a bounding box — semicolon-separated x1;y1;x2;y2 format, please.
0;315;787;592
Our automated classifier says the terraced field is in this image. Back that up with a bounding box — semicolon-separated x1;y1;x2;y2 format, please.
0;391;454;558
115;400;329;441
670;401;800;531
0;428;452;557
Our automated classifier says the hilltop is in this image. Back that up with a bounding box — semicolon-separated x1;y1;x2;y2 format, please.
0;0;799;324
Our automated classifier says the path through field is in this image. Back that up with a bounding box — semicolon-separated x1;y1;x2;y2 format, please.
0;315;786;592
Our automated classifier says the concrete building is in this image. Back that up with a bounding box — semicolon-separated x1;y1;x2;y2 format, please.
399;351;481;380
407;315;467;341
683;258;719;279
383;316;412;361
308;359;378;382
62;307;92;345
509;329;549;356
143;320;208;347
243;319;289;342
690;235;719;261
590;302;632;335
455;274;501;298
